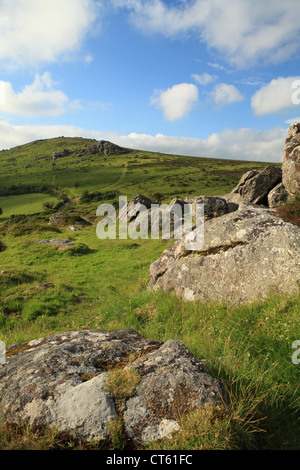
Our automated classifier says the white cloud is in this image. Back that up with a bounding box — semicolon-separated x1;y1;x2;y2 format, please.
84;54;94;64
285;117;300;125
116;127;287;162
251;76;300;115
210;83;244;108
191;73;217;86
151;83;199;121
0;0;99;68
115;0;300;68
0;121;287;162
0;73;69;117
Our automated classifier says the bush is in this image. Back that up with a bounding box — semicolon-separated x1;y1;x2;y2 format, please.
276;196;300;227
80;190;119;203
0;241;6;252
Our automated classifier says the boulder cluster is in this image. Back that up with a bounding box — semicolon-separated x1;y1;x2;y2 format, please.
224;122;300;208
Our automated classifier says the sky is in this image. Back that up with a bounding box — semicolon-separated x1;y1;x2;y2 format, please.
0;0;300;162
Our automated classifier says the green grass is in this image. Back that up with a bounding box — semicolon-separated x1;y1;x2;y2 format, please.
0;137;298;451
0;193;59;218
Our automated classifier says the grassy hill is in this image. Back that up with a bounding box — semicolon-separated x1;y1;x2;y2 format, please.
0;137;298;451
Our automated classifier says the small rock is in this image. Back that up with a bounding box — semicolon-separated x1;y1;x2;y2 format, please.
35;283;54;290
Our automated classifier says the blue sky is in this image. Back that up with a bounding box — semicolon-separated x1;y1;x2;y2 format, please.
0;0;300;162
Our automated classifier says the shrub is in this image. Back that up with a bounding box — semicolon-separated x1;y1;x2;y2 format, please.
276;196;300;227
80;190;119;203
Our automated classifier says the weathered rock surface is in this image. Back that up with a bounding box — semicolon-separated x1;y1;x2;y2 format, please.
96;140;130;156
118;194;153;223
50;141;129;162
267;182;289;208
228;165;282;205
282;122;300;198
34;239;74;250
148;203;300;304
0;329;223;445
52;149;70;161
183;196;231;219
124;339;223;444
119;194;235;240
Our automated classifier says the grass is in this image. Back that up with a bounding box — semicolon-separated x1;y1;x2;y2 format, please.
0;137;298;450
105;368;142;400
0;193;59;218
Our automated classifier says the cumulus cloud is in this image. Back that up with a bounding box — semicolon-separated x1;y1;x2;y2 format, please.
0;73;69;117
151;83;199;121
210;83;244;108
114;0;300;68
251;76;300;115
116;127;287;162
0;121;287;162
0;0;99;68
191;73;217;86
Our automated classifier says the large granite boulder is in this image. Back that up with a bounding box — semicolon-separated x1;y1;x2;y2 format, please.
0;329;223;445
118;194;152;223
148;204;300;304
282;123;300;199
267;183;289;208
183;196;231;219
227;166;282;205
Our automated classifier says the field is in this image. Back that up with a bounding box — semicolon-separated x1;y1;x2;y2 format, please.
0;137;299;450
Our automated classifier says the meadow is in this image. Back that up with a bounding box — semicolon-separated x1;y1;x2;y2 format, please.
0;137;299;450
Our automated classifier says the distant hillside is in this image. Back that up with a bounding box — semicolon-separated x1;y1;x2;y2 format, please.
0;136;278;219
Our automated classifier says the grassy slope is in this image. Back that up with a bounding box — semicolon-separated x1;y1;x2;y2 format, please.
0;137;299;450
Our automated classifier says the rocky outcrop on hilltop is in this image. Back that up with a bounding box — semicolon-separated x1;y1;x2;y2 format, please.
0;329;223;445
52;149;70;161
96;140;130;156
50;141;130;162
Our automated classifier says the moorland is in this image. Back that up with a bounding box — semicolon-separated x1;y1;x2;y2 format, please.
0;137;299;450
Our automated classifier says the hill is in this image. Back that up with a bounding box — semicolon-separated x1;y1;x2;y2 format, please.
0;136;274;220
